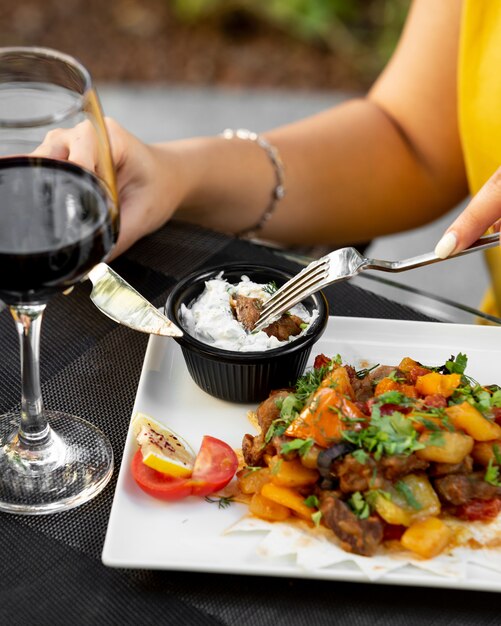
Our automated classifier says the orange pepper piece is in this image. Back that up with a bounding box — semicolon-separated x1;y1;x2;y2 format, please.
285;387;366;448
415;372;461;398
320;365;355;399
374;377;418;399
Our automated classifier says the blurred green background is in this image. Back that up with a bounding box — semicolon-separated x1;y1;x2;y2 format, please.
0;0;411;89
173;0;411;82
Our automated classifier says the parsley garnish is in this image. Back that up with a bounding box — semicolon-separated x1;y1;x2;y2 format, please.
347;492;370;519
280;437;314;456
265;394;302;443
311;511;323;527
445;353;468;375
352;449;369;464
271;459;283;476
388;370;405;382
343;410;424;460
395;481;422;510
304;495;320;508
426;431;446;448
485;459;501;487
243;466;262;475
493;444;501;466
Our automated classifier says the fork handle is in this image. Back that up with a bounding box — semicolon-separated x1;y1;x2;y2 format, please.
364;233;499;273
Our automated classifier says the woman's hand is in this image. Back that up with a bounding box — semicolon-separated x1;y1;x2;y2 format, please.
435;168;501;258
32;118;184;259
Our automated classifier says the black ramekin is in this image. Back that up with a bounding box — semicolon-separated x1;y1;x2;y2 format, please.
165;263;329;403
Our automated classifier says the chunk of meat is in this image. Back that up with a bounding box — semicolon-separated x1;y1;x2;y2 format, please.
423;394;448;409
378;454;429;481
428;455;473;477
232;294;261;331
320;493;383;556
332;454;383;493
242;390;291;466
433;473;501;506
263;314;305;341
347;364;399;403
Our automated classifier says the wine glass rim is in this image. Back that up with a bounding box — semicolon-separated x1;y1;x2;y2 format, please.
0;46;93;129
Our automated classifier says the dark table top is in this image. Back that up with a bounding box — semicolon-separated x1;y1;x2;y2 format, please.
1;221;499;626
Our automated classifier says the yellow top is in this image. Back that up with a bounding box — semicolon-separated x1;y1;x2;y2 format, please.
459;0;501;318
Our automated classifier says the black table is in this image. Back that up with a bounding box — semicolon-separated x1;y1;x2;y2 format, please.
1;221;499;626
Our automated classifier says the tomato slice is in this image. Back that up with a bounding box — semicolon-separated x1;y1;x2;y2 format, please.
131;450;192;501
190;435;239;496
131;435;238;500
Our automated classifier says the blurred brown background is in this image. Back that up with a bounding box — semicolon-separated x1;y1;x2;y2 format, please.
0;0;410;90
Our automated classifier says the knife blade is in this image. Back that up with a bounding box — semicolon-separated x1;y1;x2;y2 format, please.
87;263;183;337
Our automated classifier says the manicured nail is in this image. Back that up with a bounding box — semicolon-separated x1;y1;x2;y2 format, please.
434;231;457;259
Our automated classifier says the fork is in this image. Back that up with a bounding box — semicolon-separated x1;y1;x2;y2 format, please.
253;232;500;332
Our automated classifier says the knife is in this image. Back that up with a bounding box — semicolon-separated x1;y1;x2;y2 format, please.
87;263;183;337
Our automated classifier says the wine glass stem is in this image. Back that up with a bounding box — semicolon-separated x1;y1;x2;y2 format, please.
10;304;49;446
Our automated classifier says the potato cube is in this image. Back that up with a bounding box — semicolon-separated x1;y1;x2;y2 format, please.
261;483;314;520
249;492;291;522
416;431;474;464
401;517;452;559
373;473;440;527
268;457;319;488
236;467;271;495
445;402;501;441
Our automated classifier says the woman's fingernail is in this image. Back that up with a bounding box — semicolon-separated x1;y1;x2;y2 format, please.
434;231;458;258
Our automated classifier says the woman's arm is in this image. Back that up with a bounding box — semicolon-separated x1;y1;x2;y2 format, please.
171;0;467;246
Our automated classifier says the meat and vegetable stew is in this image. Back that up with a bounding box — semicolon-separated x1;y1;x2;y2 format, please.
238;353;501;559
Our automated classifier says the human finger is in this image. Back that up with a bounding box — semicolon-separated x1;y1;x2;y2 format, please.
30;127;71;160
434;168;501;258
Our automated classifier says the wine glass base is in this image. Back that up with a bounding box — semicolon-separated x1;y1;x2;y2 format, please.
0;411;113;515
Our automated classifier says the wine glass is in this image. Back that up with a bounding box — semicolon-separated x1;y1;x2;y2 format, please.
0;47;119;513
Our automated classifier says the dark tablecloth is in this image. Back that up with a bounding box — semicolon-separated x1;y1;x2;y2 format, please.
0;222;498;626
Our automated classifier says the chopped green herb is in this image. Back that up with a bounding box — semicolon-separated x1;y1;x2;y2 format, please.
280;437;314;457
304;495;320;508
352;449;369;464
265;394;302;443
395;481;422;510
493;444;501;466
347;492;370;519
485;459;501;487
343;410;424;460
311;510;323;527
271;459;283;476
445;353;468;375
243;466;262;475
299;323;308;330
388;370;405;382
426;431;446;448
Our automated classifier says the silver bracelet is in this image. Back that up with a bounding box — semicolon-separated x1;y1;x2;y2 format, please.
221;128;285;238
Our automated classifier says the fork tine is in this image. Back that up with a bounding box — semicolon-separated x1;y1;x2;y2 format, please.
255;275;326;331
262;258;328;311
253;258;329;332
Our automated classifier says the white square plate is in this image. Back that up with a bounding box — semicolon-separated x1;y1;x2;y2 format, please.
102;316;501;591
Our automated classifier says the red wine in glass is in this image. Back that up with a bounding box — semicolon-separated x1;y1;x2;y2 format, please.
0;47;119;514
0;156;117;304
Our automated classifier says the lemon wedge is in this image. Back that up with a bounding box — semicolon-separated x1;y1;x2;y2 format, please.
132;413;195;478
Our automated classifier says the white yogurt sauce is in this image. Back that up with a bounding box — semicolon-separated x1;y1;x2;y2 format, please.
180;273;317;352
